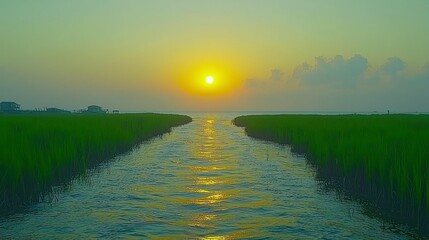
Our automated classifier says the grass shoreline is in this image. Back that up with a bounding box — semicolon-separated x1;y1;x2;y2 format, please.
0;113;191;213
234;114;429;232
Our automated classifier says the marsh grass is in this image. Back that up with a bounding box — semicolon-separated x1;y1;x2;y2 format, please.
234;114;429;231
0;113;191;213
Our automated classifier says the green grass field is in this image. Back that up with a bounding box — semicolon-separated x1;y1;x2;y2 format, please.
234;114;429;229
0;113;191;211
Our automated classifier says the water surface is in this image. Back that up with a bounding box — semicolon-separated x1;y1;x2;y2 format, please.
0;113;410;239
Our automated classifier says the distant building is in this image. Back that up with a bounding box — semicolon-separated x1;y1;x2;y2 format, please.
85;105;107;114
0;101;20;112
112;110;119;114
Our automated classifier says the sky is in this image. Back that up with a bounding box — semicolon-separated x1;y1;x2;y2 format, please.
1;0;429;112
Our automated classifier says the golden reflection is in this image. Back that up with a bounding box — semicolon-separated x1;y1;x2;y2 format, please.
194;176;232;186
187;166;226;173
197;150;213;155
200;236;227;240
191;118;219;161
200;214;217;221
197;229;264;240
182;116;245;235
190;191;230;205
204;128;215;134
187;187;210;193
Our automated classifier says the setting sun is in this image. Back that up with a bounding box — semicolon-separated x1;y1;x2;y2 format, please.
205;76;214;85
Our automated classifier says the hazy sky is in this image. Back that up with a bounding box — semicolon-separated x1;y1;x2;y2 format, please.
1;1;428;112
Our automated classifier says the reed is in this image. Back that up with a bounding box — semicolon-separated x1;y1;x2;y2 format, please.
0;113;191;212
234;114;429;231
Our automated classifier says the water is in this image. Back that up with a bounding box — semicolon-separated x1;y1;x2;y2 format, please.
0;113;413;239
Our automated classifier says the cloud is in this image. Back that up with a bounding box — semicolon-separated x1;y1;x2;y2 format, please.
243;55;429;112
380;57;405;75
292;54;368;88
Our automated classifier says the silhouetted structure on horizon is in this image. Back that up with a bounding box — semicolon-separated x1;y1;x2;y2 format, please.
85;105;107;114
0;101;20;112
0;101;113;114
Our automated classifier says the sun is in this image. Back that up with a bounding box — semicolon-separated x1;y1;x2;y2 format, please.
205;76;214;85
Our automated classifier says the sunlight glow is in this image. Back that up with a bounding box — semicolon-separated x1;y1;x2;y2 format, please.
206;76;214;84
177;60;245;99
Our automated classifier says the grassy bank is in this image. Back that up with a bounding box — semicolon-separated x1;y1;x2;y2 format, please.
0;113;191;212
234;114;429;231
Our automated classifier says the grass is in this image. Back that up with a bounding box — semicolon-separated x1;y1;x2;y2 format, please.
0;113;191;212
234;114;429;231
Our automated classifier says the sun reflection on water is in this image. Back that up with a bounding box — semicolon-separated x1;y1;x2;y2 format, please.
194;176;232;186
190;191;230;205
187;166;226;172
200;236;227;240
179;116;283;238
187;188;210;193
183;116;237;234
